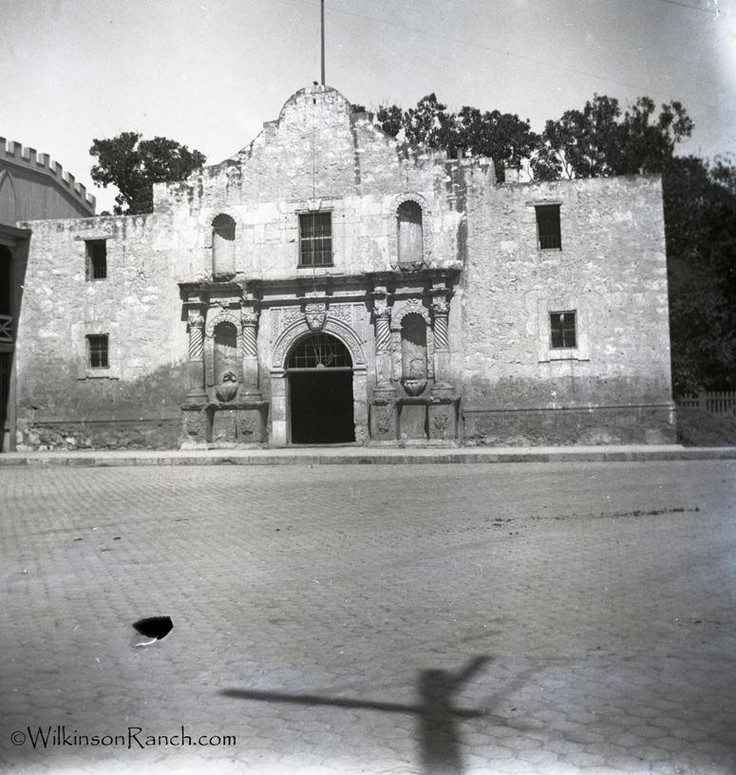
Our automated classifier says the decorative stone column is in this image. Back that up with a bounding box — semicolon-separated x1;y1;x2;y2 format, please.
370;286;397;441
430;283;453;395
180;304;209;449
371;286;394;396
428;281;459;440
186;306;207;401
240;303;261;398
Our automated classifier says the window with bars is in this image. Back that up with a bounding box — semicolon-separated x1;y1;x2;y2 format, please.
87;334;109;368
288;333;351;369
86;240;107;280
299;212;333;266
535;205;562;250
550;311;577;349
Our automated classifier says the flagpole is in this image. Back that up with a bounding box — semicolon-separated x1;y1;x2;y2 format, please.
320;0;325;85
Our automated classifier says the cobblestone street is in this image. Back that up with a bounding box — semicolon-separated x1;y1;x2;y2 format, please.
1;460;735;775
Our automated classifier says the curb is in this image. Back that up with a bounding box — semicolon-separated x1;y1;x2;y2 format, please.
0;447;735;467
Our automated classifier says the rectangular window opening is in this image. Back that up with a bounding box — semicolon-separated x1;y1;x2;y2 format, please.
536;205;561;250
550;311;577;349
87;334;109;368
86;240;107;280
299;212;332;267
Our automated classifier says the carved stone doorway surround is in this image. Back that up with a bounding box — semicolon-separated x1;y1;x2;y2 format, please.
269;308;368;447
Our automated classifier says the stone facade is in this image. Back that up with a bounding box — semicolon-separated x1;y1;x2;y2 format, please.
11;85;675;450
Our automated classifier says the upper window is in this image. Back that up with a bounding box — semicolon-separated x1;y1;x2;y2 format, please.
299;212;332;267
212;214;236;276
536;205;561;250
550;311;576;349
86;240;107;280
86;334;109;368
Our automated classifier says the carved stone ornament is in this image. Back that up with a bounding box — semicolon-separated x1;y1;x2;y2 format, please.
183;408;207;438
401;377;427;396
431;298;449;316
433;411;449;430
376;410;392;434
241;308;260;327
187;309;205;329
238;413;257;438
215;371;239;402
304;302;327;332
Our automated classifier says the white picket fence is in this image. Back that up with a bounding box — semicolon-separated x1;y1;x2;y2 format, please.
677;391;736;417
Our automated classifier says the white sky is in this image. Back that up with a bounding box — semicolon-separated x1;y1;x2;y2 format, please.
3;0;735;212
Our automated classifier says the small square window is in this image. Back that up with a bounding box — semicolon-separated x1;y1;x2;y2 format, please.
536;205;561;250
86;240;107;280
299;212;332;266
550;311;576;349
87;334;109;368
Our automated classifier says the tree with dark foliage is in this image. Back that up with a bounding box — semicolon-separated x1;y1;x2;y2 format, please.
90;132;206;215
534;94;694;180
663;155;736;393
377;94;538;181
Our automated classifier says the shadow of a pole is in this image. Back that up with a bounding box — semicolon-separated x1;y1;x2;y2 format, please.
221;655;530;775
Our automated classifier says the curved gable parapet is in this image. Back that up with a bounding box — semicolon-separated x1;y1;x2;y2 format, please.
170;85;479;216
278;84;352;123
205;85;354;172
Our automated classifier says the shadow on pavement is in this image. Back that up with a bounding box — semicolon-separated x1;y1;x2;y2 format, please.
222;655;506;774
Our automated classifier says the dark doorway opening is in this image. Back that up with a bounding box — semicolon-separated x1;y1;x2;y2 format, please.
287;333;355;445
289;370;355;444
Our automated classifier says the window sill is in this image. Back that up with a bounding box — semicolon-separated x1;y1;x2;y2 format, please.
78;370;119;380
538;355;590;363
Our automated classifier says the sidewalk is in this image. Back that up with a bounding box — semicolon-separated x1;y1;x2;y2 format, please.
1;443;735;466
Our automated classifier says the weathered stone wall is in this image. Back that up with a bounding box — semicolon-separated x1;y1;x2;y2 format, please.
15;215;187;449
154;86;464;281
12;84;675;449
455;172;675;444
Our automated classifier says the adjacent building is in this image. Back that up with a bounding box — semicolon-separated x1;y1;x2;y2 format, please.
10;85;675;450
0;137;96;450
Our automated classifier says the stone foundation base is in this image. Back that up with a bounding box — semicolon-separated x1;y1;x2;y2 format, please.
370;394;460;442
16;415;182;450
180;401;269;447
462;404;677;446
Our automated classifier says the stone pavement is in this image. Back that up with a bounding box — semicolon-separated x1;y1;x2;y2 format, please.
0;460;735;775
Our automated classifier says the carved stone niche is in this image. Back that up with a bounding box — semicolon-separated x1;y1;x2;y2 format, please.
400;311;429;396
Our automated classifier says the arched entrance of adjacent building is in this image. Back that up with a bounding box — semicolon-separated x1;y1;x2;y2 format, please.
287;333;355;444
